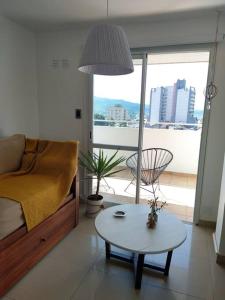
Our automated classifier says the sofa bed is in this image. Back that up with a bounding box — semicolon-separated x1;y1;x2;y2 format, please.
0;134;79;296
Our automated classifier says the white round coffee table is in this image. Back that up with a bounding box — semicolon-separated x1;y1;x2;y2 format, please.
95;204;187;289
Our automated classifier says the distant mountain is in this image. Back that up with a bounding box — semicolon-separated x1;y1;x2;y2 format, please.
94;96;150;118
94;96;204;120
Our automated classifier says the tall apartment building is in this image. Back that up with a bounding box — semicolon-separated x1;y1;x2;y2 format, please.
107;104;129;121
149;79;196;125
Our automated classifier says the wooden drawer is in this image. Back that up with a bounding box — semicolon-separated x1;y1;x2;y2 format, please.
0;198;77;296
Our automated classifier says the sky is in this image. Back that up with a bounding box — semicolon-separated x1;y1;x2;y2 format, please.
94;59;209;111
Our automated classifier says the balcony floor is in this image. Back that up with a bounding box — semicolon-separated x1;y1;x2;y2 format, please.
95;170;196;222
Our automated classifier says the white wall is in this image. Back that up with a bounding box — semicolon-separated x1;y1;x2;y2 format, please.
200;41;225;221
0;16;39;138
36;11;225;221
215;154;225;255
37;29;89;148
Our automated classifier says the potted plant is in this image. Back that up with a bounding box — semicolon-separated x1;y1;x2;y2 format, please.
79;149;126;217
147;197;166;228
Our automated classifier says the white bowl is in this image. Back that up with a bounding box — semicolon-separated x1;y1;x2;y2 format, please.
113;210;126;217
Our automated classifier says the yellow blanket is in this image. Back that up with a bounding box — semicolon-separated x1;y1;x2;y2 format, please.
0;138;79;230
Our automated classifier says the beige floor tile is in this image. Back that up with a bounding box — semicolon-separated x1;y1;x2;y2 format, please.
187;207;194;217
89;225;213;300
159;173;173;185
174;225;213;259
94;224;214;299
5;254;85;300
142;259;213;300
170;174;188;187
148;237;213;297
113;168;133;181
92;250;135;278
165;203;187;215
5;235;102;300
70;267;141;300
96;169;196;222
185;216;194;223
4;206;218;300
5;213;104;300
189;224;214;243
177;214;190;222
71;266;201;300
209;253;225;300
102;192;135;204
187;176;197;189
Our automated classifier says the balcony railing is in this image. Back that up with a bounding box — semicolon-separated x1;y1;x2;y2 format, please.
93;121;202;175
93;119;202;130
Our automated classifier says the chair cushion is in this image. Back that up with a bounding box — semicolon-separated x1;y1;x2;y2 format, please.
0;134;25;174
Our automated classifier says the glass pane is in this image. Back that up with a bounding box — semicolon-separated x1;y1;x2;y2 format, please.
143;50;210;222
92;148;137;204
146;51;209;128
93;59;142;147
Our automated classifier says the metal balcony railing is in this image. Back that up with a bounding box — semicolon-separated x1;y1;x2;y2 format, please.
93;119;202;130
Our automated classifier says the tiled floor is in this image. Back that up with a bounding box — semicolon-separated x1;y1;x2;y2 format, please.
3;204;224;300
96;171;196;222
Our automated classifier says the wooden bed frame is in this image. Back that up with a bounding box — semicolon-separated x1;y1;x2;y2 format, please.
0;174;79;297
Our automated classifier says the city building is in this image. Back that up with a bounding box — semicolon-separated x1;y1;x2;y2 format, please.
149;79;196;125
107;104;129;121
175;86;196;123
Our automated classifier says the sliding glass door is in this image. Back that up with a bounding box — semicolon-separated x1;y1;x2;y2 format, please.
91;57;146;204
90;46;211;222
142;50;210;222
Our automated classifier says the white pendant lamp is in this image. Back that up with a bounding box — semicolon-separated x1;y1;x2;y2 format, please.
78;1;134;75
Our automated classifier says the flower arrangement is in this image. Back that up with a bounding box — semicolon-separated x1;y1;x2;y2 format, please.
147;197;166;228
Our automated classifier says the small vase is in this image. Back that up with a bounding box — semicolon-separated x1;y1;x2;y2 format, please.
147;207;158;229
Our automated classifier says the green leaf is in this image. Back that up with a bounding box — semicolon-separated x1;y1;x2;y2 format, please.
79;149;126;194
104;168;127;177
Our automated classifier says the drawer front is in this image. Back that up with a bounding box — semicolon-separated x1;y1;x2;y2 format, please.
0;198;77;296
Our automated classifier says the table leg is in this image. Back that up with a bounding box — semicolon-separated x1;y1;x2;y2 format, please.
164;250;173;276
134;254;145;289
104;243;173;289
105;241;111;260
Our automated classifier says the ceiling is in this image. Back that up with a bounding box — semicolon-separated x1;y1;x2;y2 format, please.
0;0;224;31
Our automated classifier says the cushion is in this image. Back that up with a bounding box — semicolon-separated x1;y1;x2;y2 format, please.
0;134;25;173
0;197;24;239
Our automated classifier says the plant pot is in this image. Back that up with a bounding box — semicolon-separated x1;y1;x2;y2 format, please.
86;194;104;218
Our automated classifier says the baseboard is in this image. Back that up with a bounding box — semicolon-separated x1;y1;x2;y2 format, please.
216;254;225;264
212;232;225;265
164;171;196;177
198;219;216;229
213;232;219;254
